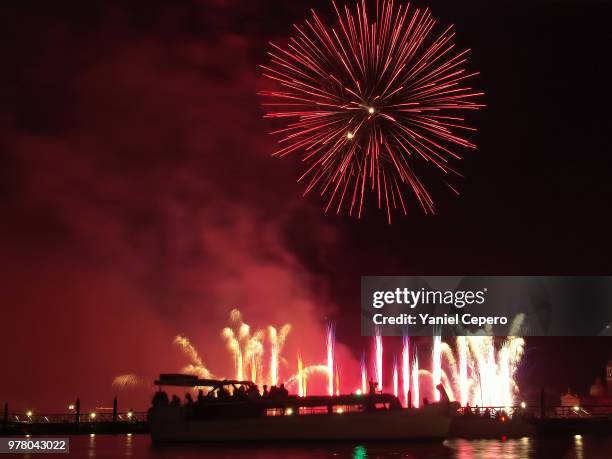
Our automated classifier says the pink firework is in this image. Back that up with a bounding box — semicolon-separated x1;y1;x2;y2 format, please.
260;0;484;222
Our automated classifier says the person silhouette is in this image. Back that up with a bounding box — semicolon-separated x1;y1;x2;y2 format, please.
368;379;378;395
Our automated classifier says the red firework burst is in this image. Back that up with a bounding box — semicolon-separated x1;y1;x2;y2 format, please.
259;0;484;222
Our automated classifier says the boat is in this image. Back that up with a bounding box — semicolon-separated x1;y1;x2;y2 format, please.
148;374;452;442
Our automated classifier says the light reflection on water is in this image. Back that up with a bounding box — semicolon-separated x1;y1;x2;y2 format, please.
25;434;612;459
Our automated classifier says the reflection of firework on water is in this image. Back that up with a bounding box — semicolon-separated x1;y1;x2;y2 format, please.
260;0;484;222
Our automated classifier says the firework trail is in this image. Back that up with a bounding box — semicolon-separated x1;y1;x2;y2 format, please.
221;309;249;380
297;353;306;396
499;345;512;409
486;339;496;406
126;310;524;410
392;355;399;398
326;323;336;396
221;327;243;380
245;329;264;384
269;324;292;386
285;364;328;390
374;329;383;389
458;336;469;406
412;348;420;408
260;0;484;222
401;335;410;407
360;351;368;395
221;309;293;386
112;374;142;389
432;334;442;401
174;334;215;378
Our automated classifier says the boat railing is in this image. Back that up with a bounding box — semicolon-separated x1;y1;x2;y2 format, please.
6;411;147;424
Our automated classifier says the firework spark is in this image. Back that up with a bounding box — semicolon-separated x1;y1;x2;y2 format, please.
412;348;420;408
432;334;442;401
221;327;243;380
112;374;142;389
392;355;399;398
297;353;307;396
260;0;483;222
174;335;215;379
458;336;469;406
374;329;383;389
269;323;292;386
326;323;336;396
401;335;410;406
360;351;368;395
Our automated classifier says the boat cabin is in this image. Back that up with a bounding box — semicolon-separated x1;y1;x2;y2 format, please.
152;374;403;420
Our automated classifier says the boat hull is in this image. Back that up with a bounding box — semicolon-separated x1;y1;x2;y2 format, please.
149;406;451;442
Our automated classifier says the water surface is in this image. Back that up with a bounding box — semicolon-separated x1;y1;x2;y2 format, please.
22;434;612;458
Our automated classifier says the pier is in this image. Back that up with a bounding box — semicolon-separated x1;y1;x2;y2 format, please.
1;398;148;436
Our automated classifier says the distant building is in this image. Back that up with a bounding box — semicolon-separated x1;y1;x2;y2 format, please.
560;356;612;416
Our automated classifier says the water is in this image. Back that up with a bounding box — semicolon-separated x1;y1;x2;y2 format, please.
21;434;612;458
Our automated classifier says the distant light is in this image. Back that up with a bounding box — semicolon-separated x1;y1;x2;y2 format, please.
367;107;375;114
501;416;506;422
127;411;133;419
355;389;362;396
127;433;132;437
520;401;526;409
26;411;33;417
25;434;31;438
337;408;344;414
68;404;75;411
90;412;96;419
90;433;95;438
573;406;580;411
346;132;354;140
285;408;293;415
574;434;582;439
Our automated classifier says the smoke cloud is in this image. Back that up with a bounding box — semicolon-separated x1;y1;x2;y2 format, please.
0;2;355;411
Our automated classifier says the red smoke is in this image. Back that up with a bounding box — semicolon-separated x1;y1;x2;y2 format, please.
0;3;355;411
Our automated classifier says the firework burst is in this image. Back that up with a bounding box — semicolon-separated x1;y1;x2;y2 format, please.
260;0;483;222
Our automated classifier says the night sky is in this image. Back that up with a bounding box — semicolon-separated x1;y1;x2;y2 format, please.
1;0;611;411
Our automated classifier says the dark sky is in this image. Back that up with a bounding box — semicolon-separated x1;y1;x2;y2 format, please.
1;0;611;411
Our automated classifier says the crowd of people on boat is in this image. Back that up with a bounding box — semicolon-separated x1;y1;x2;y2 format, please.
462;403;509;420
151;383;291;408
